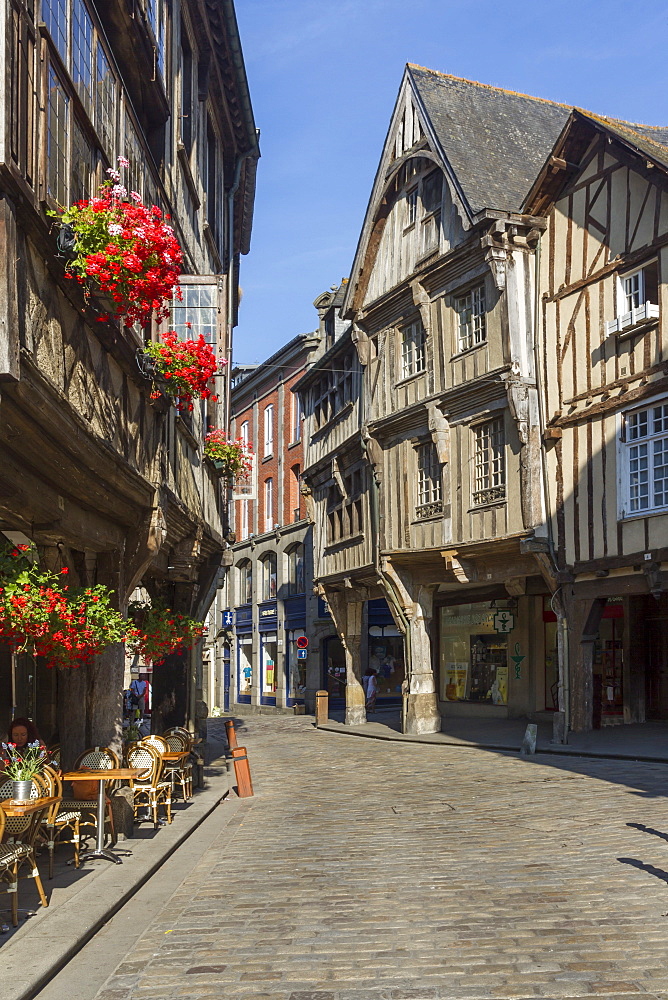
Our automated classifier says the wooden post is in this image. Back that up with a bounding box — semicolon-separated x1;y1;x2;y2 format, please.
231;746;253;797
315;689;328;727
225;718;238;749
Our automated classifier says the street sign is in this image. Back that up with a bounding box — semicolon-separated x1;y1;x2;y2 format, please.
296;636;309;649
297;648;308;659
493;611;515;634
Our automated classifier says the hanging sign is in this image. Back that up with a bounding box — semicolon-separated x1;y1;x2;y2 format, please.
493;611;515;634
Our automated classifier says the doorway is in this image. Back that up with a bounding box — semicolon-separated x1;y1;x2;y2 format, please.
323;636;345;707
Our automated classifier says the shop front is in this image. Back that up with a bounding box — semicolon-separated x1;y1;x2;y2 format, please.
258;600;278;706
284;595;307;706
235;604;253;704
367;599;404;705
438;597;541;719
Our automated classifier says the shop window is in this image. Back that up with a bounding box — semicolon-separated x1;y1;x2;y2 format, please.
368;625;404;701
456;284;486;352
621;401;668;516
439;603;510;705
261;634;278;698
472;417;505;507
261;552;277;600
287;544;305;596
237;637;252;699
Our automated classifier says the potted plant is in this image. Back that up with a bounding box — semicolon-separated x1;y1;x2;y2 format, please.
49;156;183;328
204;432;253;482
128;600;207;665
1;742;46;802
0;542;129;668
141;331;221;411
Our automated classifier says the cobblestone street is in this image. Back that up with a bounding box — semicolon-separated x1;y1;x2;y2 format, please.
91;716;668;1000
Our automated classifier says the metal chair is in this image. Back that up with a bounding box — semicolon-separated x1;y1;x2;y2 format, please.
126;744;172;829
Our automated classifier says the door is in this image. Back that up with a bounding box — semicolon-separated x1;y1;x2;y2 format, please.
647;616;668;719
323;636;346;706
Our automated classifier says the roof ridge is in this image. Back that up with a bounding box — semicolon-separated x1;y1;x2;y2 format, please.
406;64;573;112
407;64;668;132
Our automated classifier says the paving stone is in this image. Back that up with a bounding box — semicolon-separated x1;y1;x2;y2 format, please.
90;715;668;1000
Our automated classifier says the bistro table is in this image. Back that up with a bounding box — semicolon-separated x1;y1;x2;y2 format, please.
0;796;61;818
63;769;141;865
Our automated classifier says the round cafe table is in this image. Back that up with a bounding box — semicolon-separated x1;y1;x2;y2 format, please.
63;768;141;865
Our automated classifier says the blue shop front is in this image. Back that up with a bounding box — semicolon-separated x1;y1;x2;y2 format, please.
258;600;278;706
235;604;253;704
284;595;307;706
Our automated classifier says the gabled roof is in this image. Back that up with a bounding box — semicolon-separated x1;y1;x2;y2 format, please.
408;65;572;216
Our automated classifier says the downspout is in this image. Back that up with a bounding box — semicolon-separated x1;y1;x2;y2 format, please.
532;234;569;742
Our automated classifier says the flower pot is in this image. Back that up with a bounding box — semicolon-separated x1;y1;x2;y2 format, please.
12;779;32;802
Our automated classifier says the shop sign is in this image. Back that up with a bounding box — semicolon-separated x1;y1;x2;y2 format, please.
493;611;515;634
260;607;276;618
223;610;235;627
511;642;525;679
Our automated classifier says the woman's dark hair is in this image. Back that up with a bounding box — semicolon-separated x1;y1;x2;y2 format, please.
8;717;41;744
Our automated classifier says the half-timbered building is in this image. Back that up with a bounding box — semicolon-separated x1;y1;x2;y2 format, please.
0;0;258;762
525;110;668;732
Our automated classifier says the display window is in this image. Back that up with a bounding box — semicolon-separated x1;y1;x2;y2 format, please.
261;634;278;697
287;628;306;700
237;637;253;698
440;603;510;705
368;625;404;700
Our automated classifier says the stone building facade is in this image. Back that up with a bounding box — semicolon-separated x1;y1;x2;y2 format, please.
0;0;258;763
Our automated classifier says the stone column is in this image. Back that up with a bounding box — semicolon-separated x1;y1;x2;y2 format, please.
323;588;366;726
404;585;441;735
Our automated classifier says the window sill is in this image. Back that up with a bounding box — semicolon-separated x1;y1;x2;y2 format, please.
619;506;668;522
451;341;487;361
395;370;426;388
310;400;354;441
605;302;659;337
262;453;274;463
287;439;302;449
469;498;506;512
612;319;658;342
324;532;364;553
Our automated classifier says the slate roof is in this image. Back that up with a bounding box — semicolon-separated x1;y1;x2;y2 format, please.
408;65;668;216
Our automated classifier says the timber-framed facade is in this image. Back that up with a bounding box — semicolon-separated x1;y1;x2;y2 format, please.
0;0;258;764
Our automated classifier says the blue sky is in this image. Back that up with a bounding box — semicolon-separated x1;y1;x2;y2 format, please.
233;0;668;364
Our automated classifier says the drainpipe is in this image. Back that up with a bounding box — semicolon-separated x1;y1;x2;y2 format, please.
533;234;569;743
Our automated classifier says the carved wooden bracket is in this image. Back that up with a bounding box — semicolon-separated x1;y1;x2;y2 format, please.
440;548;478;584
506;378;530;446
505;577;526;597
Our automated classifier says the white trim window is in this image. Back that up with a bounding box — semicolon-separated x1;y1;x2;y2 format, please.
291;391;302;443
240;420;249;447
263;404;274;457
623;403;668;515
264;477;274;532
456;285;486;352
240;498;250;540
606;261;659;336
415;442;442;519
401;320;426;379
473;418;505;507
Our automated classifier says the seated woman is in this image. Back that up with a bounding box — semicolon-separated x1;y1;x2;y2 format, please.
6;717;45;757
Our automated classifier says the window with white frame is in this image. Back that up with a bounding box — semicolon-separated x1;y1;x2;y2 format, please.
401;320;426;379
264;477;274;532
623;402;668;515
291;390;302;443
263;405;274;457
240;498;250;540
287;544;305;596
415;442;442;518
240;420;249;447
606;261;660;335
456;285;486;352
171;279;220;345
238;560;252;604
473;418;505;506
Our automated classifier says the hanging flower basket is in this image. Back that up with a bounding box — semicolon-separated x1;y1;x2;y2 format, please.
142;331;222;411
49;156;183;328
204;432;253;482
127;601;207;665
0;543;129;668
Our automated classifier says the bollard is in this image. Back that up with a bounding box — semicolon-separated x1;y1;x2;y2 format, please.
231;746;254;797
315;689;329;727
225;718;238;750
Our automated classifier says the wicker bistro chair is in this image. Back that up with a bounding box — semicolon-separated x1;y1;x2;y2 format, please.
161;732;193;800
126;744;172;829
0;785;49;924
164;728;205;790
44;745;61;771
56;747;119;867
38;766;72;879
138;734;191;801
